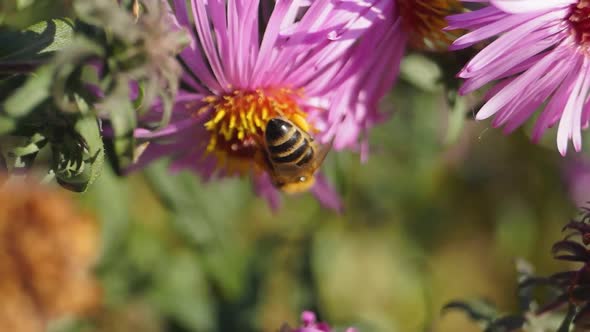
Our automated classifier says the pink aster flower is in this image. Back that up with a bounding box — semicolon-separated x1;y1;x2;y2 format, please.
132;0;400;210
280;311;357;332
448;0;590;155
318;1;404;162
330;1;463;161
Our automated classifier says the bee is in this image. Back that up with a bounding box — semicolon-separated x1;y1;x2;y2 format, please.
260;117;331;194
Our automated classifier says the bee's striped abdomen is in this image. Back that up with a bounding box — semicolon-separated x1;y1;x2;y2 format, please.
265;118;315;166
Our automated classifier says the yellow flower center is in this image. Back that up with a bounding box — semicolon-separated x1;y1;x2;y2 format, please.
398;0;463;51
197;88;311;174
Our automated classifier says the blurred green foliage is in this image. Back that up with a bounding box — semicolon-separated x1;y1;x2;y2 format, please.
60;68;577;332
2;2;583;332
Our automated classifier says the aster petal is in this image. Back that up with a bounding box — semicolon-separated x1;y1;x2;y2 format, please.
446;7;507;31
499;56;572;132
476;47;566;120
458;31;564;94
450;0;590;154
458;9;568;69
311;174;343;213
133;0;398;210
532;56;580;145
134;116;203;139
172;0;222;92
251;0;297;86
450;10;541;50
233;0;261;86
126;141;191;174
191;0;230;88
210;0;233;82
557;56;590;154
491;0;576;14
253;173;282;211
284;0;393;88
137;91;205;124
582;95;590;130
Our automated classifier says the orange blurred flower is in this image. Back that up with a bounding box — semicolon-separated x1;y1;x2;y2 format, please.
0;179;101;332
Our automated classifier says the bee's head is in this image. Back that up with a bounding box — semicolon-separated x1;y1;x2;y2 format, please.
272;175;316;194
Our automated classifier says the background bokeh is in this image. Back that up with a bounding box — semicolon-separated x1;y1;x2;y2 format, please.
1;2;583;330
43;55;579;332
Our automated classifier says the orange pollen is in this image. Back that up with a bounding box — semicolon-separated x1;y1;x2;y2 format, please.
397;0;463;51
196;88;310;172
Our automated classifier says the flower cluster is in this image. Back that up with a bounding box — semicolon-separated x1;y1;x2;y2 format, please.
132;0;406;209
280;311;357;332
130;0;473;210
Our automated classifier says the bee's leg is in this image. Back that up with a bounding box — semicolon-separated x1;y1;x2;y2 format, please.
252;141;274;175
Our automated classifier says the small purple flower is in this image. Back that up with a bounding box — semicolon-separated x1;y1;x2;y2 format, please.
281;311;357;332
132;0;400;210
448;0;590;155
564;156;590;206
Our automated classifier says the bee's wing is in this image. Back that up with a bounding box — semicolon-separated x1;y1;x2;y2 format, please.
270;161;307;177
310;139;332;169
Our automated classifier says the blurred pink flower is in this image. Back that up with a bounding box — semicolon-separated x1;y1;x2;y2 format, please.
282;311;357;332
132;0;403;210
326;1;406;163
448;0;590;155
564;156;590;206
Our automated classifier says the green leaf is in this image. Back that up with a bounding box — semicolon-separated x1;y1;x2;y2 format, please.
53;114;104;192
0;133;47;173
444;95;467;146
0;116;16;134
73;0;140;43
142;161;250;298
2;64;52;117
99;78;138;170
10;132;46;157
147;251;215;331
143;161;248;229
80;164;130;261
75;113;104;187
26;18;75;53
0;1;74;29
0;18;74;61
400;54;443;92
51;36;104;113
485;315;526;332
17;0;35;9
156;69;180;128
557;305;576;332
442;299;499;324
